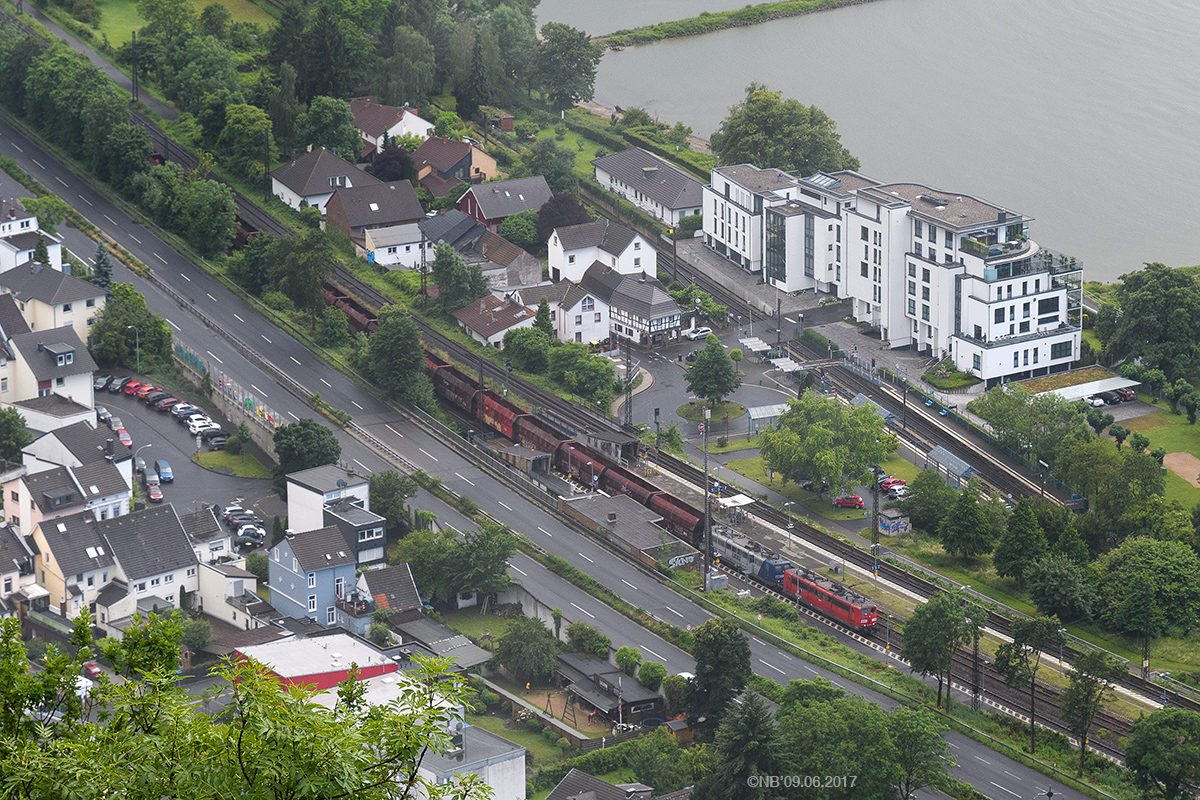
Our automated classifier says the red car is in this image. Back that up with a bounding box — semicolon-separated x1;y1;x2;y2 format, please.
122;381;143;396
135;385;159;399
880;477;906;491
82;663;102;679
834;495;865;509
1115;387;1136;401
116;428;132;448
147;483;164;503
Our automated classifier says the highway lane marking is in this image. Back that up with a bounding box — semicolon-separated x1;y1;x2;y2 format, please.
537;526;552;537
509;563;526;576
180;273;191;282
949;743;959;749
758;659;786;675
570;602;595;619
351;400;363;410
385;424;404;438
290;356;301;365
975;756;991;764
32;159;44;169
250;384;266;397
129;234;141;244
1003;771;1022;781
165;318;181;331
418;448;438;462
753;637;766;646
104;214;116;224
11;144;21;152
207;293;217;302
642;647;664;661
499;501;513;511
454;472;474;486
320;378;331;387
352;459;372;474
261;334;272;344
206;351;223;364
780;654;793;661
664;605;684;618
287;411;300;420
55;177;68;188
154;253;167;263
990;783;1020;798
233;313;243;322
78;194;92;206
785;317;796;324
578;552;593;562
622;579;637;590
803;666;817;674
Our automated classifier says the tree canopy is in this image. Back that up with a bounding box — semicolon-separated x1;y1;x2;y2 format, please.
536;22;603;110
494;615;558;685
685;333;740;407
366;306;434;409
0;407;32;463
1095;262;1200;383
901;591;972;710
992;498;1048;585
711;83;860;174
1093;536;1200;637
87;283;172;371
994;615;1064;753
272;418;342;496
688;617;751;738
1125;708;1200;800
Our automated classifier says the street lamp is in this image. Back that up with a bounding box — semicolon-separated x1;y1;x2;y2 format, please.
127;325;141;374
134;443;152;471
1039;460;1050;498
981;659;988;701
886;614;893;651
783;500;794;530
1058;627;1067;674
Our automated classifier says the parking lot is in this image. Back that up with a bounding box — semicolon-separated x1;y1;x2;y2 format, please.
94;380;279;520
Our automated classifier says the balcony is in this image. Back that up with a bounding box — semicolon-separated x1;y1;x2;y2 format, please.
336;591;376;618
961;236;1033;262
955;320;1079;349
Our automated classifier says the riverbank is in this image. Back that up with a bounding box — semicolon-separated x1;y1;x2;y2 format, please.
595;0;885;48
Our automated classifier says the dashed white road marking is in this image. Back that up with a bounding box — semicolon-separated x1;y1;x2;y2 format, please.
499;501;513;511
233;313;243;322
104;214;116;224
165;318;180;331
454;472;474;486
975;756;991;764
578;552;593;563
352;459;372;474
1003;771;1022;781
642;647;664;661
129;233;142;244
181;273;191;282
290;356;301;365
622;579;637;590
509;563;526;576
758;659;786;675
32;159;44;169
287;411;300;420
418;448;438;462
206;293;217;302
11;144;21;152
78;194;92;206
250;384;266;397
154;253;167;263
320;378;331;387
261;334;272;344
385;424;403;438
537;526;552;537
570;602;595;619
55;176;68;187
664;606;684;618
990;782;1020;798
351;400;363;410
206;351;223;364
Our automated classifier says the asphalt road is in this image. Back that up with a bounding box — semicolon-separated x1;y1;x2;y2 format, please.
0;114;1094;800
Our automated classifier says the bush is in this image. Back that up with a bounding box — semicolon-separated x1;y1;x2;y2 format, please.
556;737;572;754
637;660;667;691
245;552;269;582
481;690;501;708
261;290;294;312
541;727;559;743
524;717;544;735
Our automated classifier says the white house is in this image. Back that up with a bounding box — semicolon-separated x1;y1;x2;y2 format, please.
539;281;609;344
22;421;134;487
4;329;96;412
450;293;537;349
0;200;63;273
0;520;36;617
196;560;267;632
98;504;200;630
178;506;232;564
578;264;684;348
703;165;1082;387
364;223;425;268
547;219;655;283
285;464;370;534
349;98;434;156
270;148;382;213
591;147;704;226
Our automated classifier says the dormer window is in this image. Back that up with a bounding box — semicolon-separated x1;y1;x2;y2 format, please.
56;352;74;366
330;175;347;188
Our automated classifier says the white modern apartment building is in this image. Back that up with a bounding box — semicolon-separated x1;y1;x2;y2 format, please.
702;166;1081;388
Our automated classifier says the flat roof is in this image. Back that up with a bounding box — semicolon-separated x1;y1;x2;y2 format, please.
1042;377;1138;403
237;633;394;678
748;403;790;421
564;493;667;551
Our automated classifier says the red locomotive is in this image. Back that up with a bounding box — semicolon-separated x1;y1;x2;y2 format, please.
781;567;878;629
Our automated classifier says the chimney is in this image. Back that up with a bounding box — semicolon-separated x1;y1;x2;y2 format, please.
37;342;43;352
998;210;1007;223
106;439;114;456
285;529;296;540
607;512;617;524
7;207;13;220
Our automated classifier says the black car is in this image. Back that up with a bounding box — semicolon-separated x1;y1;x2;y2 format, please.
200;427;227;442
1098;390;1122;405
144;391;169;407
93;375;112;391
226;513;263;530
207;436;229;451
95;405;112;426
108;377;133;393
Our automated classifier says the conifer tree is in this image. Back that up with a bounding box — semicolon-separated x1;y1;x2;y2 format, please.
92;242;113;291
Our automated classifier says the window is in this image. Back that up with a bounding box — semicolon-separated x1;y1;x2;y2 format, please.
327;607;336;625
927;225;936;242
1022;281;1028;295
1034;279;1040;292
861;226;869;241
1;378;6;392
1023;302;1031;318
9;491;16;502
581;297;594;311
594;312;601;323
55;353;73;366
164;574;173;583
56;377;64;387
87;575;94;587
921;305;930;321
908;299;916;315
293;558;298;572
335;576;345;599
914;243;922;257
136;582;146;592
307;595;317;613
973;354;981;371
567;255;575;264
62;303;72;313
945;230;953;247
994;308;1005;324
908;281;916;296
575;314;582;325
922;287;930;301
945;252;953;263
1033;349;1039;364
273;548;279;562
2;578;9;593
574;332;582;342
913;220;923;238
1014;352;1020;368
861;262;869;278
1009;306;1015;321
908;263;916;277
922;268;930;283
633;241;640;250
1024;350;1030;366
307;572;316;588
386;247;397;254
633;257;641;268
1020;321;1030;333
187;567;196;577
1051;341;1072;359
358;527;383;542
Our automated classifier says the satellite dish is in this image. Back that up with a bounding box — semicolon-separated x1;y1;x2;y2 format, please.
336;479;347;488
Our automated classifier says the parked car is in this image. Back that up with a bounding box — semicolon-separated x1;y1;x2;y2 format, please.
199;427;227;443
685;326;713;341
106;416;123;432
221;505;245;520
95;405;111;426
226;511;262;528
889;485;909;500
183;413;210;427
143;391;169;406
880;476;906;491
1098;390;1122;405
189;420;221;435
834;495;865;509
81;663;102;680
207;436;229;451
1086;395;1106;407
154;396;179;411
134;456;147;474
108;377;132;393
146;483;164;503
235;524;265;542
1115;387;1137;401
93;375;112;391
116;429;132;448
154;459;173;483
143;471;160;487
122;381;144;396
234;532;263;550
135;385;159;399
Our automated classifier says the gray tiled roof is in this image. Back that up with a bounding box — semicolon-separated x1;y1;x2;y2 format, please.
25;466;83;514
578;262;624;305
178;507;223;545
38;510;113;577
289;525;355;572
591;147;703;210
545;768;629;800
271;148;380;197
553;218;636;256
12;394;91;417
363;563;421;614
71;461;129;500
33;421;130;466
8;329;98;381
331;181;424;229
419;209;483;249
0;262;103;306
0;524;33;575
0;293;30;338
612;273;681;322
99;504;196;581
462;176;551;221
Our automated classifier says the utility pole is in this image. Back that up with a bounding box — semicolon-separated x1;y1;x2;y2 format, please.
895;362;908;427
264;126;272;202
1141;581;1152;678
131;30;139;102
702;407;711;591
871;466;880;590
776;295;782;352
623;335;633;427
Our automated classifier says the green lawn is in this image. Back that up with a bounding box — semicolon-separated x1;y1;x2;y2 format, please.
1122;410;1200;507
676;400;745;423
535;126;605;182
93;0;276;46
192;449;272;479
465;713;565;764
438;608;511;645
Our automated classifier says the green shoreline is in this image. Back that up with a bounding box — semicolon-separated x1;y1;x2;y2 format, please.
596;0;884;48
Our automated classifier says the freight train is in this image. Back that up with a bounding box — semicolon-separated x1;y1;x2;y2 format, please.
710;526;878;629
425;353;705;544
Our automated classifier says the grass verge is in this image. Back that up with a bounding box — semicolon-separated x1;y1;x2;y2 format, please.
192;449;272;479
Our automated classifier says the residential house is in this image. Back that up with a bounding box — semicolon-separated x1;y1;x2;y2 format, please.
349;98;434;157
22;421;133;487
0;206;63;273
332;561;422;635
592;147;704;226
323;496;386;565
703;164;1082;386
579;263;683;347
419;209;482;251
0;522;36;617
545;769;671;800
535;281;608;344
10;459;130;538
196;560;267;632
450;293;536;349
411;137;499;197
285;464;370;533
0;260;107;342
363;223;425;268
417;723;525;800
414;211;540;288
4;329;97;412
236;633;397;691
459;176;552;232
96;504;199;634
178;506;231;564
268;526;357;626
555;652;664;725
548;219;655;283
270;148;382;213
30;510;114;619
324;181;425;246
394;616;491;670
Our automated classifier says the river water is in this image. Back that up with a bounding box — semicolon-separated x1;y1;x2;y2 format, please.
538;0;1200;284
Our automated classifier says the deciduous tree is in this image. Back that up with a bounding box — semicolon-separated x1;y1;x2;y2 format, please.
366;306;434;409
1125;708;1200;800
686;333;740;408
1095;262;1200;383
497;209;539;251
377;25;436;108
536;22;603;110
0;407;32;462
994;615;1064;753
429;242;489;311
368;470;418;532
455;520;517;600
615;645;642;676
218;103;275;183
393;526;459;602
901;591;971;710
536;192;591;244
516;137;578;194
365;143;411;182
565;622;610;658
1060;651;1125;776
888;706;954;800
1026;553;1096;623
688;617;751;738
899;468;957;533
296;96;361;161
495;615;558;685
271;418;341;496
268;62;303;156
502;327;550;374
775;695;900;800
992;499;1049;585
1093;536;1200;636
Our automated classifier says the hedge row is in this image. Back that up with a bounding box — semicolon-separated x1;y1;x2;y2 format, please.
600;0;853;46
564;113;712;182
530;739;640;790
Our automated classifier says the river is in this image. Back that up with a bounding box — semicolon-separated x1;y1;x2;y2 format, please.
538;0;1200;284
